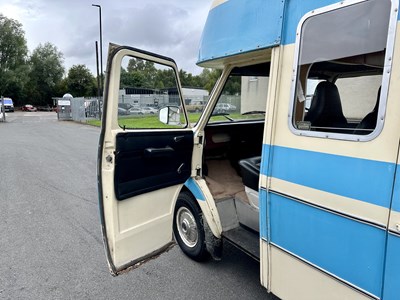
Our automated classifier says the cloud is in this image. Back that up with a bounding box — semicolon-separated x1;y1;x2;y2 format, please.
0;0;212;75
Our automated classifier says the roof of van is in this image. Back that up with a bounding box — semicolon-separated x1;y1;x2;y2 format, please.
197;0;362;67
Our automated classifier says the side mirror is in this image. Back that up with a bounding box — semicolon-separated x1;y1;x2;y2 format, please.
159;106;181;125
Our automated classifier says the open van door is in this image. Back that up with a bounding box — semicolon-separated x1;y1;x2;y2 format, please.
98;44;193;275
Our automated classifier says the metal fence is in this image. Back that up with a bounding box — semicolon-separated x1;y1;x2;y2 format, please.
56;97;102;122
56;94;210;123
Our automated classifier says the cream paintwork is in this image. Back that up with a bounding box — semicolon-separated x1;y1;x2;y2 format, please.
388;210;400;234
263;243;374;300
272;41;400;165
101;46;194;272
198;48;272;69
195;178;223;237
210;0;228;10
269;176;389;227
258;46;284;290
386;22;400;239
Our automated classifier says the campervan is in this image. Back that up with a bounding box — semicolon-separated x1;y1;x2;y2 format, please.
98;1;400;299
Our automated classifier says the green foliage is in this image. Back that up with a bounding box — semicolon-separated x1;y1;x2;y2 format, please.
125;57;175;90
197;68;222;92
123;57;221;93
224;75;241;95
28;42;65;105
120;67;146;88
0;14;28;101
66;64;96;97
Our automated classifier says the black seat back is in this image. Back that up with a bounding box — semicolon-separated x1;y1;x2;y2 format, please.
305;81;348;131
354;87;381;134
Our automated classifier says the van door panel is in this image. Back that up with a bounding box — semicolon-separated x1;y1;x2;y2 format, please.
114;131;193;200
98;45;193;274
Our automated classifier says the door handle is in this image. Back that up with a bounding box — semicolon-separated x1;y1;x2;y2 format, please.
144;146;174;158
174;136;185;142
177;163;185;174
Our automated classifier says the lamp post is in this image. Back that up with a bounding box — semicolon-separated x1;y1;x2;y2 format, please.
92;4;103;94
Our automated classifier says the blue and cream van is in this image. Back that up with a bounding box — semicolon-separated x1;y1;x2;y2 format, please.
98;0;400;299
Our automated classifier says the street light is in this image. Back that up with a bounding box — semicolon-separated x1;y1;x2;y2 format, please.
92;4;103;94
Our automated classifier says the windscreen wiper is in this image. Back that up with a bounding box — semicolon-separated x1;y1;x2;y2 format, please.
211;112;234;121
241;111;265;115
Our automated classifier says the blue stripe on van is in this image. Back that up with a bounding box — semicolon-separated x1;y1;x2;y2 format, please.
259;188;268;240
391;168;400;212
268;193;385;296
262;145;395;209
382;234;400;300
260;144;272;178
184;178;205;201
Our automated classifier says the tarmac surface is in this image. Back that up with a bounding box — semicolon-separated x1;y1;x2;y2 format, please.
0;112;278;300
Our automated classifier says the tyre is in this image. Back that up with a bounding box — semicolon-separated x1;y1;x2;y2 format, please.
173;191;208;261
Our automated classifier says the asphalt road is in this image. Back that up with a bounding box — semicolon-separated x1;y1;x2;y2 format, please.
0;112;278;300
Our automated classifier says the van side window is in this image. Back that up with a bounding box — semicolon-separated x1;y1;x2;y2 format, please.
209;63;270;123
291;0;391;138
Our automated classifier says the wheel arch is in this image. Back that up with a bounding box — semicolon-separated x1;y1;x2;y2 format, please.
179;181;223;260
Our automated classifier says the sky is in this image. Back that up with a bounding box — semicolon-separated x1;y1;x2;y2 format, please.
0;0;213;76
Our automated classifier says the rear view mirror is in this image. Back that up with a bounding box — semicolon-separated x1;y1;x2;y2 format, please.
159;106;181;125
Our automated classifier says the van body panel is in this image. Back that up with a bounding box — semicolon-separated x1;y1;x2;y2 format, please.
261;1;399;298
198;0;284;66
267;244;373;300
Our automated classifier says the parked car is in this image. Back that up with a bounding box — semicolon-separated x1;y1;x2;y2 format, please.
140;107;158;114
37;105;54;112
118;107;129;115
21;104;37;112
118;103;134;110
214;103;236;113
228;103;237;110
128;107;144;115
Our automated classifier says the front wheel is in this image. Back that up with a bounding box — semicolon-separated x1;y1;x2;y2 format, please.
173;192;208;261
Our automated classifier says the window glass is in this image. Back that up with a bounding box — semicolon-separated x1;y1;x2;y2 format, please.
210;63;270;123
336;75;382;121
118;56;186;129
292;0;391;136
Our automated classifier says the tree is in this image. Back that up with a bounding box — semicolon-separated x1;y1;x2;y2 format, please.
120;67;146;89
196;68;222;93
127;58;157;88
0;14;28;101
154;69;176;89
66;64;96;97
28;42;64;105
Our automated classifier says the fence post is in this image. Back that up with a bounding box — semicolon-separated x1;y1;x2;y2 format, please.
1;96;5;122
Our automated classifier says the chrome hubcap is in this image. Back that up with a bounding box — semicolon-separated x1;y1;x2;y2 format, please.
176;207;198;248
